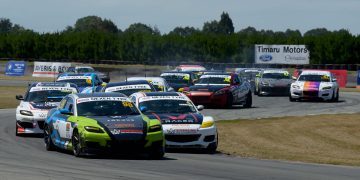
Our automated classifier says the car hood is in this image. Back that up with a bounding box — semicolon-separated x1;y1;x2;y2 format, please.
89;115;146;141
29;101;59;110
261;78;292;86
189;85;228;92
146;112;203;125
292;81;334;91
168;83;189;91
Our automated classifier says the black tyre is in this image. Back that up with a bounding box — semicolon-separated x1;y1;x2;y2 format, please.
44;125;55;151
149;145;165;160
243;92;252;108
206;133;218;154
289;95;295;102
334;89;339;102
72;130;82;157
226;94;233;109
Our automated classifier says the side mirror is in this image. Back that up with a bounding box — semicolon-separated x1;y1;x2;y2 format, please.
178;88;184;92
168;87;175;92
197;105;204;111
60;109;73;115
16;95;24;100
333;78;337;82
256;74;260;77
139;106;148;113
292;76;297;80
192;79;198;84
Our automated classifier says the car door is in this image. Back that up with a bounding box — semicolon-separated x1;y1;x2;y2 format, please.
228;75;240;103
54;97;74;141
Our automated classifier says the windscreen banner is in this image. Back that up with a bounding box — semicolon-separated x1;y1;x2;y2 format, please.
32;62;71;77
5;61;26;76
255;44;310;65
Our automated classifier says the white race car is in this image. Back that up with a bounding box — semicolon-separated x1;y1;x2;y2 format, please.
15;82;78;135
290;70;339;102
127;77;174;92
130;92;218;153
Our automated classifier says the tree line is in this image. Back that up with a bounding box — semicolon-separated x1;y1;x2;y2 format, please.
0;13;359;64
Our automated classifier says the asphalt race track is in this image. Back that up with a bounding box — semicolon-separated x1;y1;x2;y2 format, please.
1;91;360;180
203;92;360;120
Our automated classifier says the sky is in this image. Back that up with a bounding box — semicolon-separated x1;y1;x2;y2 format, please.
1;0;359;35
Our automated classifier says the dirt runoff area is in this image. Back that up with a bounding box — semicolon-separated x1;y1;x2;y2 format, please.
217;113;360;166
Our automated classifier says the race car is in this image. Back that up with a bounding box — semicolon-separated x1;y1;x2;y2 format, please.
44;93;165;158
127;77;174;92
15;82;78;136
129;92;217;153
236;68;262;92
289;70;339;102
254;69;292;96
102;80;156;96
160;71;197;92
185;73;252;108
56;73;104;93
65;65;110;83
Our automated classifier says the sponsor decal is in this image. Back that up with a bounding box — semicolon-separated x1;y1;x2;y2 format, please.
200;75;230;79
166;128;199;134
33;62;71;77
111;129;143;134
139;96;187;102
161;73;190;78
304;82;320;91
5;61;26;76
57;76;91;80
76;97;128;104
259;54;273;62
105;84;151;92
30;87;77;92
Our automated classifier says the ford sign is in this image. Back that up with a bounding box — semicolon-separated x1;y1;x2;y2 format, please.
259;54;273;62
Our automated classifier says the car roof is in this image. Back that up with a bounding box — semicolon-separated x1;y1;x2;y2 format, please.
127;77;165;82
263;69;288;73
75;92;127;98
161;71;193;75
105;80;151;87
200;73;231;76
143;92;180;96
59;73;95;77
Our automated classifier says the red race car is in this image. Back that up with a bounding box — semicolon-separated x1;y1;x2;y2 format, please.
184;73;252;108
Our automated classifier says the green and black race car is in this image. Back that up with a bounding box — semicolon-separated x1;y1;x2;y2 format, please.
44;92;164;159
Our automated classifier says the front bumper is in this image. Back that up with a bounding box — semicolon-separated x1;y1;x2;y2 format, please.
163;125;217;149
290;89;333;100
16;112;47;134
186;92;228;107
80;130;164;154
259;85;290;96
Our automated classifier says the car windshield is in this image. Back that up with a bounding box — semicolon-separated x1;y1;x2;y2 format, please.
77;68;94;73
240;71;260;80
298;74;330;82
262;73;290;79
77;100;140;116
139;99;197;114
196;76;230;85
57;79;90;87
26;90;73;102
161;74;190;84
152;84;164;92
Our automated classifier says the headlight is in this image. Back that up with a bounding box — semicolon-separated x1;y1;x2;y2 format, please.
292;85;300;89
201;120;214;128
149;124;162;132
214;89;227;95
84;126;104;133
20;110;33;116
322;86;332;90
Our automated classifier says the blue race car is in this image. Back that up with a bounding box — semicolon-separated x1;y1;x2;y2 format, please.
56;73;105;93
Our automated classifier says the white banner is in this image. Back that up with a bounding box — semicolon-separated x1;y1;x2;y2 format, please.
32;62;72;77
255;45;309;65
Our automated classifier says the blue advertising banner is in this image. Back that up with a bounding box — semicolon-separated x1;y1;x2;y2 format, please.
357;70;360;88
5;61;26;76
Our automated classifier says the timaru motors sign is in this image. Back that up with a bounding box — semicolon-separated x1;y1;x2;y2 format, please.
33;62;71;77
255;45;309;64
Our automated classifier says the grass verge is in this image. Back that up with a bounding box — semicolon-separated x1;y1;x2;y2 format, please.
0;86;27;109
217;113;360;166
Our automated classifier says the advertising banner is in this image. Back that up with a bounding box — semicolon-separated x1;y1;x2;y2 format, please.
5;61;26;76
255;44;310;65
32;62;71;77
293;69;347;88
